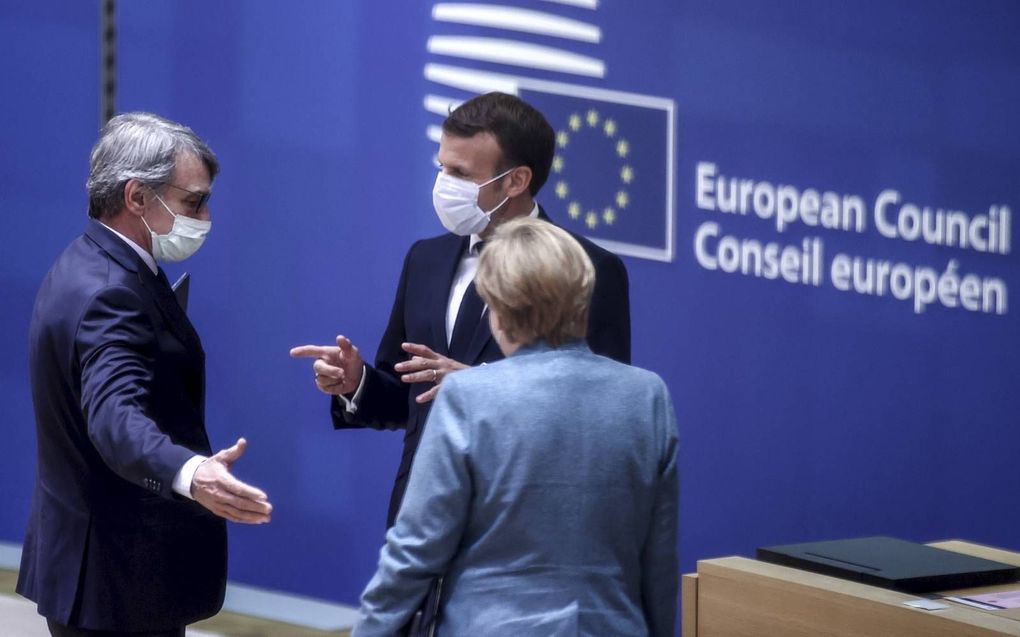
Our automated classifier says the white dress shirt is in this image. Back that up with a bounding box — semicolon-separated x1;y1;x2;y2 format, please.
341;204;540;414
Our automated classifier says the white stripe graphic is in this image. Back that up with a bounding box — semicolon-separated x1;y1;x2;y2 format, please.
432;4;601;43
425;63;521;94
425;63;675;110
539;0;598;9
427;36;605;78
424;94;462;117
426;125;444;143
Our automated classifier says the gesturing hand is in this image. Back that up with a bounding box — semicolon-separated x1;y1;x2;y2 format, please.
192;438;273;524
394;342;469;404
289;335;365;396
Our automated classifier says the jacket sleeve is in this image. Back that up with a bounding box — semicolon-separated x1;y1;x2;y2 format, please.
331;241;422;431
587;252;631;364
641;380;679;637
353;376;473;635
77;284;195;499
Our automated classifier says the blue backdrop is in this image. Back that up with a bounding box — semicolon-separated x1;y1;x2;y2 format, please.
2;0;1018;609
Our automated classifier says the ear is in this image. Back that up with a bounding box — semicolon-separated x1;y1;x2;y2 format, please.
122;179;149;217
505;166;532;199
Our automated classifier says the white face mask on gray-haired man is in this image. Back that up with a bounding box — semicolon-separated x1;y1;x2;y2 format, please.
141;185;212;262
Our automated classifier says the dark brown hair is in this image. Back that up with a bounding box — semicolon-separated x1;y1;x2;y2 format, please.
442;92;555;197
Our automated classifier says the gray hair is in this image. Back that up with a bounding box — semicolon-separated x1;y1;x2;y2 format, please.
87;112;219;219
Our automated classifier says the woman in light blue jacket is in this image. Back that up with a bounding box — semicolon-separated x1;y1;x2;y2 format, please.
355;217;678;636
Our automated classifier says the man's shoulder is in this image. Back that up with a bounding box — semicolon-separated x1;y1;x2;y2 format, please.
410;230;462;251
45;232;112;290
542;217;622;267
576;232;619;263
33;234;128;330
403;230;463;262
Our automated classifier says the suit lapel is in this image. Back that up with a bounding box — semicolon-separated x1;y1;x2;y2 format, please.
85;221;203;355
143;268;204;355
458;302;492;364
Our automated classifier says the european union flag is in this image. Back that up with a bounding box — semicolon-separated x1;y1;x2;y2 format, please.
519;84;675;262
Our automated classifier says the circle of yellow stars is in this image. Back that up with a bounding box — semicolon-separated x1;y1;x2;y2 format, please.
552;108;633;230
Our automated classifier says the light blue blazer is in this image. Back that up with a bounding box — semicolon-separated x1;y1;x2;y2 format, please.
354;340;678;636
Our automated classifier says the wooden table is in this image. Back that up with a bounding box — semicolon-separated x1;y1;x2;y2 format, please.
682;540;1020;636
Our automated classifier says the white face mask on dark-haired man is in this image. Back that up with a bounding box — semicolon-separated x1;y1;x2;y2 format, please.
432;167;514;236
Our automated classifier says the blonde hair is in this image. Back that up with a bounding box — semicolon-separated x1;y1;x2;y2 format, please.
476;217;595;347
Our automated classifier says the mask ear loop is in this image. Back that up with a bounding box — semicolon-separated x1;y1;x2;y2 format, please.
140;191;157;235
140;186;178;235
483;196;510;217
478;166;516;189
479;167;516;216
151;192;180;221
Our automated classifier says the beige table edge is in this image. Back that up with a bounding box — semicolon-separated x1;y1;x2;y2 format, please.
681;539;1020;637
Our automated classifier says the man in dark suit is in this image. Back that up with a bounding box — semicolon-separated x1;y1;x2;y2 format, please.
19;112;273;637
291;92;630;527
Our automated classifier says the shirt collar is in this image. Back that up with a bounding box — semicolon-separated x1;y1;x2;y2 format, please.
512;338;590;358
100;222;158;274
469;203;540;254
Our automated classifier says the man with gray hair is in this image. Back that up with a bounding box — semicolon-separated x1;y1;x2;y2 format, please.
19;112;272;637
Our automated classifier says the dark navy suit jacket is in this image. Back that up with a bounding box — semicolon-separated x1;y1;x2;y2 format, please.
332;210;631;526
18;220;226;631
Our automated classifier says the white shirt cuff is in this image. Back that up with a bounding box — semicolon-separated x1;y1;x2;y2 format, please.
172;454;207;500
337;364;368;414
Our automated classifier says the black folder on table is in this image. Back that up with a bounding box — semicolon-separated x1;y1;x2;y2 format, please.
757;536;1020;593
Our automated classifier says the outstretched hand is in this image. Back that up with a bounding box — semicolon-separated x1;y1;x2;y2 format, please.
394;342;469;404
290;335;365;396
192;438;272;524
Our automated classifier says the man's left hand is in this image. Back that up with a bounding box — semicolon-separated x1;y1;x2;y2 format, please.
394;342;469;404
191;438;273;524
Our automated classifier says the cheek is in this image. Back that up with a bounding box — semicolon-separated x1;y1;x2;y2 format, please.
144;209;170;234
475;190;494;209
478;185;505;210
